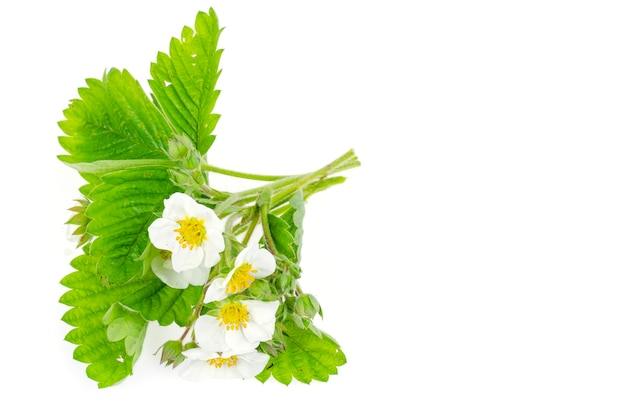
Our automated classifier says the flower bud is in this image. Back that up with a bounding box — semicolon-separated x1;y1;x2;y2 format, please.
159;340;185;368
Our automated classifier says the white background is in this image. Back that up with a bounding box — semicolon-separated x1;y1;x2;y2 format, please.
2;0;626;412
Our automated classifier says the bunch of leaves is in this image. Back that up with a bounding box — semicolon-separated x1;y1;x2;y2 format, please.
58;8;348;388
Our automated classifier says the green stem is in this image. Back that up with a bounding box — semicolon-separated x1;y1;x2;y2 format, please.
179;267;218;342
213;149;359;218
270;149;358;207
242;209;260;246
199;184;229;200
202;164;288;181
259;201;279;255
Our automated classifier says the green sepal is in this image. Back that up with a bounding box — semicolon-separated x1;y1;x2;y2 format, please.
66;197;93;248
275;270;298;296
158;340;186;368
294;293;322;320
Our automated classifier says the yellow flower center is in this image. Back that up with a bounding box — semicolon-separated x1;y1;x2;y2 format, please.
206;355;238;368
217;303;250;331
227;263;257;294
174;216;206;250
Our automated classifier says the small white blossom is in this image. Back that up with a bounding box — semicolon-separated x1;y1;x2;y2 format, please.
204;246;276;302
179;346;269;380
195;300;280;352
148;192;225;272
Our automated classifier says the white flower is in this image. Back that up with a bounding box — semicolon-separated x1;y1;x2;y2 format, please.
151;251;210;289
204;246;276;302
179;347;269;380
148;192;225;272
195;300;280;352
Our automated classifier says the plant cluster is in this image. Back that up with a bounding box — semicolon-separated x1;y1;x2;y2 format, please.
58;8;359;387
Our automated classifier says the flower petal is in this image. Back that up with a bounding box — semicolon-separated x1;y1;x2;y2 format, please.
244;300;280;326
225;328;260;352
148;219;180;251
194;315;228;352
241;321;273;345
184;265;210;286
164;192;197;217
178;359;215;381
214;365;244;379
151;257;190;289
236;351;270;378
248;247;276;277
181;347;216;361
186;200;218;223
204;276;229;303
201;229;225;268
171;244;204;272
162;192;194;220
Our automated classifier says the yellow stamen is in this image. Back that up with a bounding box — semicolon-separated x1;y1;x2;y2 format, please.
206;355;238;368
217;302;250;331
174;216;207;250
227;263;258;294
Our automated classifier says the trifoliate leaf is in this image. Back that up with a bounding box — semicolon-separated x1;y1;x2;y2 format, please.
149;8;222;154
257;319;346;385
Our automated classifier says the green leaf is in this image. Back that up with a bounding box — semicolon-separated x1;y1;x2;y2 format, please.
60;253;204;386
263;192;306;264
85;166;177;284
60;255;151;387
280;191;305;262
57;64;182;286
149;8;223;154
122;282;202;327
58;68;172;165
267;214;297;262
62;159;178;175
103;303;148;359
257;319;346;385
